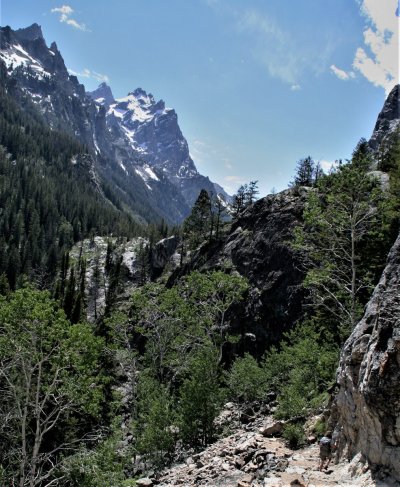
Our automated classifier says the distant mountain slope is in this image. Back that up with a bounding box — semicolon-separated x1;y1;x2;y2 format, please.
0;63;141;289
0;23;229;223
88;85;230;207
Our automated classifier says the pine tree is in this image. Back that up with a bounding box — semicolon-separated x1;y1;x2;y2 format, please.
212;195;227;240
291;156;317;187
246;180;259;205
294;142;392;339
136;241;151;286
231;184;247;218
183;189;212;249
231;181;260;218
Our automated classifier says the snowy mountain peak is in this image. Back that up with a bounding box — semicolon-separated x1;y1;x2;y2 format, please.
128;87;153;101
0;23;70;81
1;22;230;219
88;83;230;206
87;82;115;106
107;88;169;126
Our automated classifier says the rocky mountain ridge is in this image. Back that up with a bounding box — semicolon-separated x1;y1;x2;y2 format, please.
88;83;229;208
0;23;228;223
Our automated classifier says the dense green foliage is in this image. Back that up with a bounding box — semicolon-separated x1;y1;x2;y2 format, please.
0;287;106;486
294;140;396;340
179;347;224;447
116;271;248;464
227;322;339;420
133;373;177;466
227;353;269;403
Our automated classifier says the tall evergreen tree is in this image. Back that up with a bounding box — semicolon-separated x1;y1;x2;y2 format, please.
291;156;319;187
183;189;212;249
294;141;393;339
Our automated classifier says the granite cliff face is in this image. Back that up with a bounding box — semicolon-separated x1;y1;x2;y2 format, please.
333;233;400;481
369;84;400;154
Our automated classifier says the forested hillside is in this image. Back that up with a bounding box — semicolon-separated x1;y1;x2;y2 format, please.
0;64;142;290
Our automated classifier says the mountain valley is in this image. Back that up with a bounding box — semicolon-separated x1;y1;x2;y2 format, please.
0;19;399;487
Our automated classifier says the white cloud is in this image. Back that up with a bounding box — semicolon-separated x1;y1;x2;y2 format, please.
330;64;356;80
51;5;89;31
68;68;109;83
319;159;337;172
353;0;399;94
224;175;245;183
91;71;109;82
51;5;73;16
231;7;334;88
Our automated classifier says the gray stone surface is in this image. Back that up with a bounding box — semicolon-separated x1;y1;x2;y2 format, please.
333;233;400;481
369;84;400;152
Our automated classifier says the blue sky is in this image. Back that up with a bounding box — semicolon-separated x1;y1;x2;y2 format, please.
1;0;399;196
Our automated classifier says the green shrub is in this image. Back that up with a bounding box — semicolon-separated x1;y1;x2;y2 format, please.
61;429;127;487
179;347;224;447
282;423;305;449
262;321;339;420
313;418;327;437
133;372;178;467
227;353;267;403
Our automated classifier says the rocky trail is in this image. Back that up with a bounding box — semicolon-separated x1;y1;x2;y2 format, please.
136;405;398;487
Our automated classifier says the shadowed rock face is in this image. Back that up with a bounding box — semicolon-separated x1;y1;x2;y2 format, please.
333;233;400;481
169;187;309;353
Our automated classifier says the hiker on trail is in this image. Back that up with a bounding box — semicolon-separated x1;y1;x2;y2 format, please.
318;430;335;471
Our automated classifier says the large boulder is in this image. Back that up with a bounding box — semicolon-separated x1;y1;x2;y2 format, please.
332;233;400;480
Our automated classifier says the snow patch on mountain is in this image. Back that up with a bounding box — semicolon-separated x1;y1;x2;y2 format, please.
0;43;51;80
134;163;161;188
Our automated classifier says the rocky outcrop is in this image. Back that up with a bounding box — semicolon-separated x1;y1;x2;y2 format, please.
369;84;400;153
333;232;400;480
170;187;309;353
151;236;180;278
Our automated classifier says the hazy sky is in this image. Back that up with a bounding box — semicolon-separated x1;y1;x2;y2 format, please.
1;0;399;196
